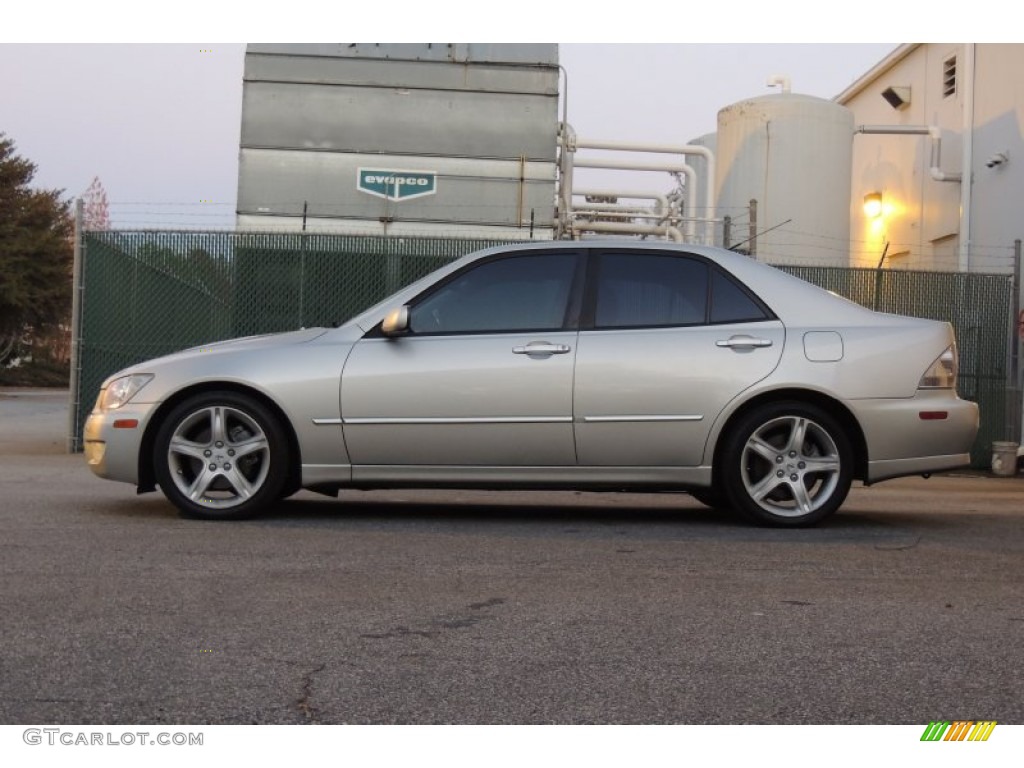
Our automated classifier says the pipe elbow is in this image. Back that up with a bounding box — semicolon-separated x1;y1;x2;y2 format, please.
559;122;577;150
930;168;962;183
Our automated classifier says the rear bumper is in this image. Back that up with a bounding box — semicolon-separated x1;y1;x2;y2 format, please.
849;391;979;483
866;452;972;483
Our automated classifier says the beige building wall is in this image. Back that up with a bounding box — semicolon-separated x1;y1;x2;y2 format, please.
840;43;1024;275
970;44;1024;274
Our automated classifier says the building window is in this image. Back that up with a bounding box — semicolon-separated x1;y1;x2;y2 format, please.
943;56;957;98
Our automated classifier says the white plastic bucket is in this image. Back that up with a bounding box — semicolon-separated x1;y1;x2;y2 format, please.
991;441;1019;477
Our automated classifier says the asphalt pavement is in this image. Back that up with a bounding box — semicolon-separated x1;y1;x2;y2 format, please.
1;389;1022;724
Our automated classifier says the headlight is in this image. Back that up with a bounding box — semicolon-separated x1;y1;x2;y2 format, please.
918;345;958;389
98;374;154;411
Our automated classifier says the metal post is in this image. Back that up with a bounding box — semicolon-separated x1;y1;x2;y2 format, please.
1008;239;1022;443
67;199;85;453
749;199;758;258
723;215;732;249
298;206;307;328
517;155;526;228
873;242;890;312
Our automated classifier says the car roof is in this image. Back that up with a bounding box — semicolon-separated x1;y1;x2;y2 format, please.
348;239;923;332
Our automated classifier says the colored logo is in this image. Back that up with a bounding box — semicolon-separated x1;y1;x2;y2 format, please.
357;169;437;201
920;721;997;741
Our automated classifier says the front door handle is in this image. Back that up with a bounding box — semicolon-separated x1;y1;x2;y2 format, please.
513;342;572;355
716;335;773;349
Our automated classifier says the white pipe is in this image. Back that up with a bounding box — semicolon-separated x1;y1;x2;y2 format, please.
572;210;678;224
572;204;661;215
578;220;683;242
767;74;791;94
856;125;961;182
573;158;698;241
927;127;961;183
557;123;577;238
573;189;673;229
574;188;669;215
959;43;976;271
573;138;715;243
857;125;930;134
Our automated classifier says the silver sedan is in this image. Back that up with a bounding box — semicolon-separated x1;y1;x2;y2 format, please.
84;242;979;526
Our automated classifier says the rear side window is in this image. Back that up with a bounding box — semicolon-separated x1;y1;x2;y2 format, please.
710;269;769;323
594;253;708;328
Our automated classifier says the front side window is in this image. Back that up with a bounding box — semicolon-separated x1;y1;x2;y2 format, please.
593;253;708;329
409;253;577;335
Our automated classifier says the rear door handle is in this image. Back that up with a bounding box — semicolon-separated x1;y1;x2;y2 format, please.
716;336;773;349
513;342;572;355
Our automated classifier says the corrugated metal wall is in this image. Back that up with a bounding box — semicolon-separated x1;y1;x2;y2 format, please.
237;44;560;239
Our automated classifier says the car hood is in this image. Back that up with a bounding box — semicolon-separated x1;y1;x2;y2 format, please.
103;328;331;384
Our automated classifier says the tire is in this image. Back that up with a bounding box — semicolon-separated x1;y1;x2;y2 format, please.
153;391;290;520
720;401;853;527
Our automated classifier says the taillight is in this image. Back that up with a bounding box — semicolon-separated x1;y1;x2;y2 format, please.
918;345;958;389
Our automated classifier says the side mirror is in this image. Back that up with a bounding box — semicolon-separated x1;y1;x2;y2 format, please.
381;306;410;337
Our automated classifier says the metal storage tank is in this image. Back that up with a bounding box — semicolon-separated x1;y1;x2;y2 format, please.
715;93;854;264
236;44;560;239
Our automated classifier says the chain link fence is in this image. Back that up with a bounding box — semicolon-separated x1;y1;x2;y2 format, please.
72;231;1016;467
71;231;503;449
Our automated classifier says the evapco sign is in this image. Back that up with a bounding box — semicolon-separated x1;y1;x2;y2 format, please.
357;168;437;201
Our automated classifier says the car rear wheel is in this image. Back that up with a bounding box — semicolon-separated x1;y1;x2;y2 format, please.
721;401;853;527
153;391;289;520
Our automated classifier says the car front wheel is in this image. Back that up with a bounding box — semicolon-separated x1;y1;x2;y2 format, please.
153;391;289;520
721;402;853;527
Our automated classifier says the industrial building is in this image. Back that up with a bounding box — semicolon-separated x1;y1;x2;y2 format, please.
838;43;1024;275
236;43;560;239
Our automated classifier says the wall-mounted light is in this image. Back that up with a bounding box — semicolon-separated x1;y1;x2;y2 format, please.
863;192;883;218
881;86;911;110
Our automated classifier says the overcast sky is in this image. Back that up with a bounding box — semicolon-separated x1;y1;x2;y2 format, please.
8;0;1004;230
1;42;901;228
3;2;1007;227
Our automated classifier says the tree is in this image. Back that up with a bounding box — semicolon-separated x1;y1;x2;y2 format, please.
0;134;73;365
82;176;110;230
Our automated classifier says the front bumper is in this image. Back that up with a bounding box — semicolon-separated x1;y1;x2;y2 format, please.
849;390;980;483
84;402;158;485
